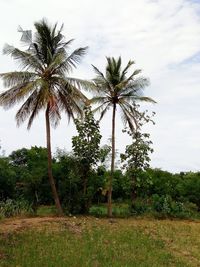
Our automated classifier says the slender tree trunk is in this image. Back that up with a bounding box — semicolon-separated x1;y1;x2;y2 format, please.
83;169;88;196
108;103;116;217
45;106;63;216
82;173;88;213
131;177;137;209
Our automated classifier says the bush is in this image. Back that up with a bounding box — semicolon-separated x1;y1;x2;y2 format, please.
131;198;150;215
89;206;105;217
151;194;188;218
89;203;130;218
0;199;33;219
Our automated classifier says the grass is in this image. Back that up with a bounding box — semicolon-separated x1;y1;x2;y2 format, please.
36;205;57;216
1;216;200;266
89;203;131;217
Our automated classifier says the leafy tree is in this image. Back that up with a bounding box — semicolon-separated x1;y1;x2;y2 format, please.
54;150;103;214
90;57;155;216
177;172;200;210
147;169;178;198
99;144;112;168
53;151;82;214
9;147;50;210
0;19;88;215
0;157;16;200
72;106;102;212
121;110;154;208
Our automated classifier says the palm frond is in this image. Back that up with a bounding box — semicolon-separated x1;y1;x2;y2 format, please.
135;96;156;103
15;90;39;126
0;81;38;108
119;103;139;131
116;70;144;91
99;103;112;120
120;60;135;80
26;82;50;129
3;44;44;71
92;101;111;116
92;65;113;93
65;47;88;70
0;72;37;88
106;57;121;86
90;96;109;105
67;77;96;92
48;96;61;128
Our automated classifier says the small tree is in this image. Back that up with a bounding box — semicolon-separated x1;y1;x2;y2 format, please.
72;106;102;212
9;146;49;211
121;109;155;208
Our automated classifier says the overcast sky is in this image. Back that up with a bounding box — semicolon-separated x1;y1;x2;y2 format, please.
0;0;200;172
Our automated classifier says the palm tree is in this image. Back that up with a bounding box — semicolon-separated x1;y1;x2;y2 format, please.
0;19;89;215
91;57;155;217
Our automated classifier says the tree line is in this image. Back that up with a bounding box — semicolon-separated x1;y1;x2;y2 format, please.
0;144;200;218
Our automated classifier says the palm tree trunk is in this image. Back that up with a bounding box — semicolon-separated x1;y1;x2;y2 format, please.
45;106;63;216
108;103;116;217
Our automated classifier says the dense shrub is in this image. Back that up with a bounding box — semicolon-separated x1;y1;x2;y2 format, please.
131;198;150;215
151;194;189;218
0;199;33;218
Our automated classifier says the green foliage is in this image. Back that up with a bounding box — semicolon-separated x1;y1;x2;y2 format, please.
147;168;179;198
72;106;102;213
0;199;33;218
0;157;16;200
1;144;200;219
151;194;188;218
177;172;200;210
112;170;131;200
0;19;88;128
91;57;155;130
89;203;130;217
53;151;82;213
121;110;154;210
98;144;112;167
72;106;102;169
9;147;51;208
54;151;105;214
121;131;153;173
131;198;149;215
121;109;154;175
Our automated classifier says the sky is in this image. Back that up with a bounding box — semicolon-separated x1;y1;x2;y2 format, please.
0;0;200;172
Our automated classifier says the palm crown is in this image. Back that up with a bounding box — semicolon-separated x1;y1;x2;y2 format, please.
0;19;88;128
91;57;155;130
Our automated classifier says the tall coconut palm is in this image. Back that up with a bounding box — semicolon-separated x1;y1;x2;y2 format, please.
91;57;155;217
0;19;89;215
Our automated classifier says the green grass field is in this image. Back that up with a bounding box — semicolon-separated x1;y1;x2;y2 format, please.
1;216;200;267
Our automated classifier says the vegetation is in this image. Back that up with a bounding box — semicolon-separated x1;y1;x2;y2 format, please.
121;109;154;209
91;57;155;217
0;17;200;266
72;106;102;212
0;199;32;219
0;20;88;215
0;146;200;219
1;217;200;266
